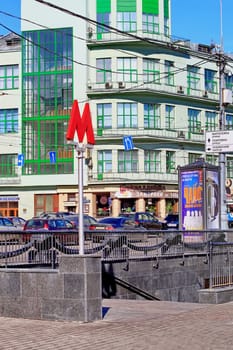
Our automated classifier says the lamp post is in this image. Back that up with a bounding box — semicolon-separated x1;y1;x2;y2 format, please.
218;0;228;230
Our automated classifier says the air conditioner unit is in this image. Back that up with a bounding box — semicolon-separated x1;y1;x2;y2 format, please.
177;130;185;138
177;86;184;93
105;81;112;89
87;27;93;38
118;81;125;88
203;90;208;98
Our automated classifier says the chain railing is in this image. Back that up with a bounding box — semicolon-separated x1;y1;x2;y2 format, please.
0;229;232;290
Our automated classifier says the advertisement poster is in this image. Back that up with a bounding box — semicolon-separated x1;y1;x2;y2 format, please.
206;170;219;229
181;170;204;242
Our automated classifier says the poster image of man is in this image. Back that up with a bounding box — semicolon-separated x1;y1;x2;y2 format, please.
206;170;219;229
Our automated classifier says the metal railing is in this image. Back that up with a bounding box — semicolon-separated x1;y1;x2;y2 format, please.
209;241;233;288
0;229;232;290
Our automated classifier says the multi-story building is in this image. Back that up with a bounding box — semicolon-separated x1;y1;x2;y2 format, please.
0;33;21;216
0;0;233;219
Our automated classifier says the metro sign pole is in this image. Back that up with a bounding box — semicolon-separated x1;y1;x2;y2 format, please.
66;100;95;255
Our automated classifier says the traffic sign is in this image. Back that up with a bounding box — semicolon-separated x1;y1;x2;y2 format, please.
123;136;134;151
205;130;233;153
49;151;56;163
17;154;24;166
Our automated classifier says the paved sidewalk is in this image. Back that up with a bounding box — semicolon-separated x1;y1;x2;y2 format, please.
0;299;233;349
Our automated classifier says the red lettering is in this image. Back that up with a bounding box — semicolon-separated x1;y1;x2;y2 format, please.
66;100;95;145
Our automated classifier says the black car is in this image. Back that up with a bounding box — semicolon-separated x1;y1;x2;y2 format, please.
118;212;167;230
164;214;179;229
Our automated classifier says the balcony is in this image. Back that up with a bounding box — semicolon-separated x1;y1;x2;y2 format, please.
87;80;219;102
95;127;205;144
89;171;178;185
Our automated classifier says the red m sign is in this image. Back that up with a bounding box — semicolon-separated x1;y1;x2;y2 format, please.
66;100;95;145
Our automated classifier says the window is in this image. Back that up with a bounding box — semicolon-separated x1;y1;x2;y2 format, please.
188;153;201;164
164;17;169;37
164;61;174;85
98;150;112;173
0;65;19;89
164;0;169;36
225;74;233;90
206;155;218;165
96;58;112;83
205;69;217;93
145;150;161;173
226;157;233;178
117;57;137;82
96;0;111;34
205;111;217;131
187;65;200;91
165;105;175;129
142;0;159;33
142;14;159;33
226;114;233;130
0;109;18;133
117;103;137;128
143;58;160;84
118;150;138;172
97;13;111;35
166;151;176;173
22;28;73;175
144;103;160;129
117;12;136;32
188;108;201;133
0;154;17;177
97;103;112;129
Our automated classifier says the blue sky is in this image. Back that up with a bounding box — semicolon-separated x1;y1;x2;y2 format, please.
0;0;232;52
171;0;233;53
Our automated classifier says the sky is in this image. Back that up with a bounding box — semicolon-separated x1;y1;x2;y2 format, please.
0;0;232;52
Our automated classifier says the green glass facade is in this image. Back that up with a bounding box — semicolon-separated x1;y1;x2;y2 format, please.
22;28;73;175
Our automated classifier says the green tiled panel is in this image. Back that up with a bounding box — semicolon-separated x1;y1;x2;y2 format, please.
97;0;111;12
117;0;136;12
142;0;159;14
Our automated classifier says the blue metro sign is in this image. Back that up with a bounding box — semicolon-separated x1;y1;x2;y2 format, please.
17;154;24;166
49;151;56;164
123;136;134;151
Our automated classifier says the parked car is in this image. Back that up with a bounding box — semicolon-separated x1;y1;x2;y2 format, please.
118;212;166;230
0;217;21;242
64;214;114;231
23;218;75;231
164;214;179;229
98;216;144;230
22;217;76;242
39;211;75;218
0;217;19;230
227;211;233;228
6;216;26;230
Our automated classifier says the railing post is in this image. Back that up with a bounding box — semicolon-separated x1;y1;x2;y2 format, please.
209;240;213;289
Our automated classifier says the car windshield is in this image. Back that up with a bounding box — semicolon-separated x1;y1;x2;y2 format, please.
1;218;14;227
166;215;178;220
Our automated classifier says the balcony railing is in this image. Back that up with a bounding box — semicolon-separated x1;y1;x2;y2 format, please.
87;80;219;102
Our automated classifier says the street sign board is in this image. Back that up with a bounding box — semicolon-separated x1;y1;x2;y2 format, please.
49;151;56;163
17;154;24;166
123;136;134;151
205;130;233;153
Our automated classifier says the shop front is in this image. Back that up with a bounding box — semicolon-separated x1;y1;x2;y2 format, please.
0;195;19;216
110;185;178;219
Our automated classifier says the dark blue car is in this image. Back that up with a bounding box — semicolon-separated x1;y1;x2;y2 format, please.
98;216;140;230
